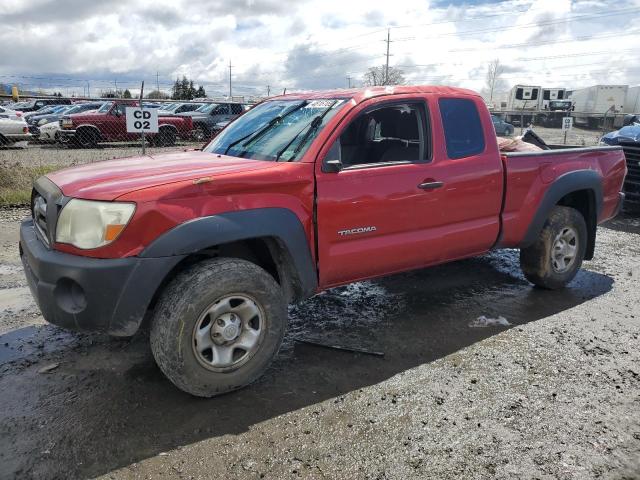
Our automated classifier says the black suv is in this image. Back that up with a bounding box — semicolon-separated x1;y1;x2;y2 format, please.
11;98;72;113
177;102;246;141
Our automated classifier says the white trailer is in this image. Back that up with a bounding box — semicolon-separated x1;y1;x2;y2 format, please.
569;85;628;128
624;86;640;114
506;85;542;111
540;88;567;110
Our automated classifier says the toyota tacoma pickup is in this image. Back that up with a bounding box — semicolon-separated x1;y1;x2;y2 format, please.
58;100;193;147
19;86;627;397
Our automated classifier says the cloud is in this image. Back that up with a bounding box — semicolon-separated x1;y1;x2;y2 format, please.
1;0;639;98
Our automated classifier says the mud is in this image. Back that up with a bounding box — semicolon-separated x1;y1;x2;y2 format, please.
0;207;639;479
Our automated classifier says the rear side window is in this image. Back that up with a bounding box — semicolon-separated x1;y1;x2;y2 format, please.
438;98;485;159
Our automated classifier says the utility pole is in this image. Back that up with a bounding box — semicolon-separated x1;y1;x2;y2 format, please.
114;79;118;97
86;81;90;98
347;76;352;88
267;85;270;97
228;60;232;99
156;71;160;95
384;28;392;85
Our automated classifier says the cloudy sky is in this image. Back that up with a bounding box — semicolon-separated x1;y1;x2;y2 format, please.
1;0;639;98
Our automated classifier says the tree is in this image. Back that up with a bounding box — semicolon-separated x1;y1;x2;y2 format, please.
123;89;132;99
195;85;206;98
362;65;406;86
484;58;506;103
147;90;170;99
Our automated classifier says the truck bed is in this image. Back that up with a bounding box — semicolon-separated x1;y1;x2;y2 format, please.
498;145;627;248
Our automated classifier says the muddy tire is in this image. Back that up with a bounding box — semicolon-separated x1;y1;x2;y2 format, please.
150;257;287;397
520;206;587;290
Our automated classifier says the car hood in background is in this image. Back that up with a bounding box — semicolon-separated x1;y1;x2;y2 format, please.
601;124;640;145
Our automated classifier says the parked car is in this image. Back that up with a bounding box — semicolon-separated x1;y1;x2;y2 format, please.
38;103;105;142
20;85;626;397
58;100;193;147
177;102;245;141
491;115;514;136
9;98;72;113
0;118;31;146
28;102;105;137
158;102;204;116
600;116;640;210
26;105;75;135
0;105;23;121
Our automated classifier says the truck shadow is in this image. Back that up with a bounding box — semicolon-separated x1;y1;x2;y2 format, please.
0;249;613;479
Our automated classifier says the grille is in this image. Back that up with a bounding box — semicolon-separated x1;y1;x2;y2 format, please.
621;143;640;205
32;192;50;245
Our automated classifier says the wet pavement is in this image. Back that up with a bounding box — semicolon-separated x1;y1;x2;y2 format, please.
0;207;639;479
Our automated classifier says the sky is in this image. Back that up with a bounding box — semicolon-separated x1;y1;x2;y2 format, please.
1;0;639;99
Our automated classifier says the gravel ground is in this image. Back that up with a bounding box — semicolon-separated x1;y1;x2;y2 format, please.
0;207;639;479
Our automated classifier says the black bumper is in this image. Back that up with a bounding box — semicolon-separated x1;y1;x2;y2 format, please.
19;219;185;336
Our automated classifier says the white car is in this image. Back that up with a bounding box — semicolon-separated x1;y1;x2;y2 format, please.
0;118;31;147
38;119;62;142
0;105;23;121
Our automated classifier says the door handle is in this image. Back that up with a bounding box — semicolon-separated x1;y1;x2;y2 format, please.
418;181;444;190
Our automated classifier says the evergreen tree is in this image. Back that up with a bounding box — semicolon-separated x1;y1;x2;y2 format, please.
195;85;206;98
123;89;132;99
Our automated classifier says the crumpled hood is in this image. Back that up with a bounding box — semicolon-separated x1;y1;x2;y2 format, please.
601;123;640;145
46;150;276;200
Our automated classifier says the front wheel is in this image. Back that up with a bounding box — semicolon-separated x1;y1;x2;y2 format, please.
520;206;587;289
150;258;287;397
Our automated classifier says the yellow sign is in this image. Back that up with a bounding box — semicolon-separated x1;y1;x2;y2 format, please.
11;86;19;101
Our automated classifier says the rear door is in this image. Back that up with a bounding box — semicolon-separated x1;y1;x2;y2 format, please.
315;94;503;288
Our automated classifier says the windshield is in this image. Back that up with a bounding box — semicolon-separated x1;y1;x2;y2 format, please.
205;98;347;162
160;103;181;112
97;102;114;113
195;103;220;114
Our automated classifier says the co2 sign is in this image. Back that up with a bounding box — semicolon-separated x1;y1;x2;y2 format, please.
125;107;159;133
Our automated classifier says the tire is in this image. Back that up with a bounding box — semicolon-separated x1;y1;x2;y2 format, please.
520;206;587;289
150;257;287;397
154;127;176;147
193;125;209;142
75;128;99;148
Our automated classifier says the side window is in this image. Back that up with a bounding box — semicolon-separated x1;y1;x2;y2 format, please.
515;88;523;100
231;104;243;115
333;102;427;168
212;104;228;115
438;98;485;160
112;104;126;115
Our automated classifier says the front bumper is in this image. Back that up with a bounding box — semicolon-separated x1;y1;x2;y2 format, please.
19;219;184;336
57;129;76;143
4;133;32;143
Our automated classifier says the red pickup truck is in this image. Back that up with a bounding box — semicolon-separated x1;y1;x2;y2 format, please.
58;100;193;147
20;86;626;396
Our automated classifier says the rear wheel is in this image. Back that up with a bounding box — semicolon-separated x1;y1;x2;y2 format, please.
75;128;99;148
193;125;209;142
520;206;587;289
150;258;287;397
154;126;176;147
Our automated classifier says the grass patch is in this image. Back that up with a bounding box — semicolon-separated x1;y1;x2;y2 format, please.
0;163;59;206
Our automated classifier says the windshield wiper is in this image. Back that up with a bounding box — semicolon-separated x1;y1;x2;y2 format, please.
275;101;338;162
223;101;307;156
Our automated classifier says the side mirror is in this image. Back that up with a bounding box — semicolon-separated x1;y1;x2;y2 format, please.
323;159;343;173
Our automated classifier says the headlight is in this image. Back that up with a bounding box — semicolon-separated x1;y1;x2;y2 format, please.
56;199;135;249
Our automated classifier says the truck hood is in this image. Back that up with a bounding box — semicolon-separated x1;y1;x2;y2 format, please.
46;150;276;200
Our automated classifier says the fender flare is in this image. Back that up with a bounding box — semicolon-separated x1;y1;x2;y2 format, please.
74;124;102;139
521;169;603;249
140;208;317;300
